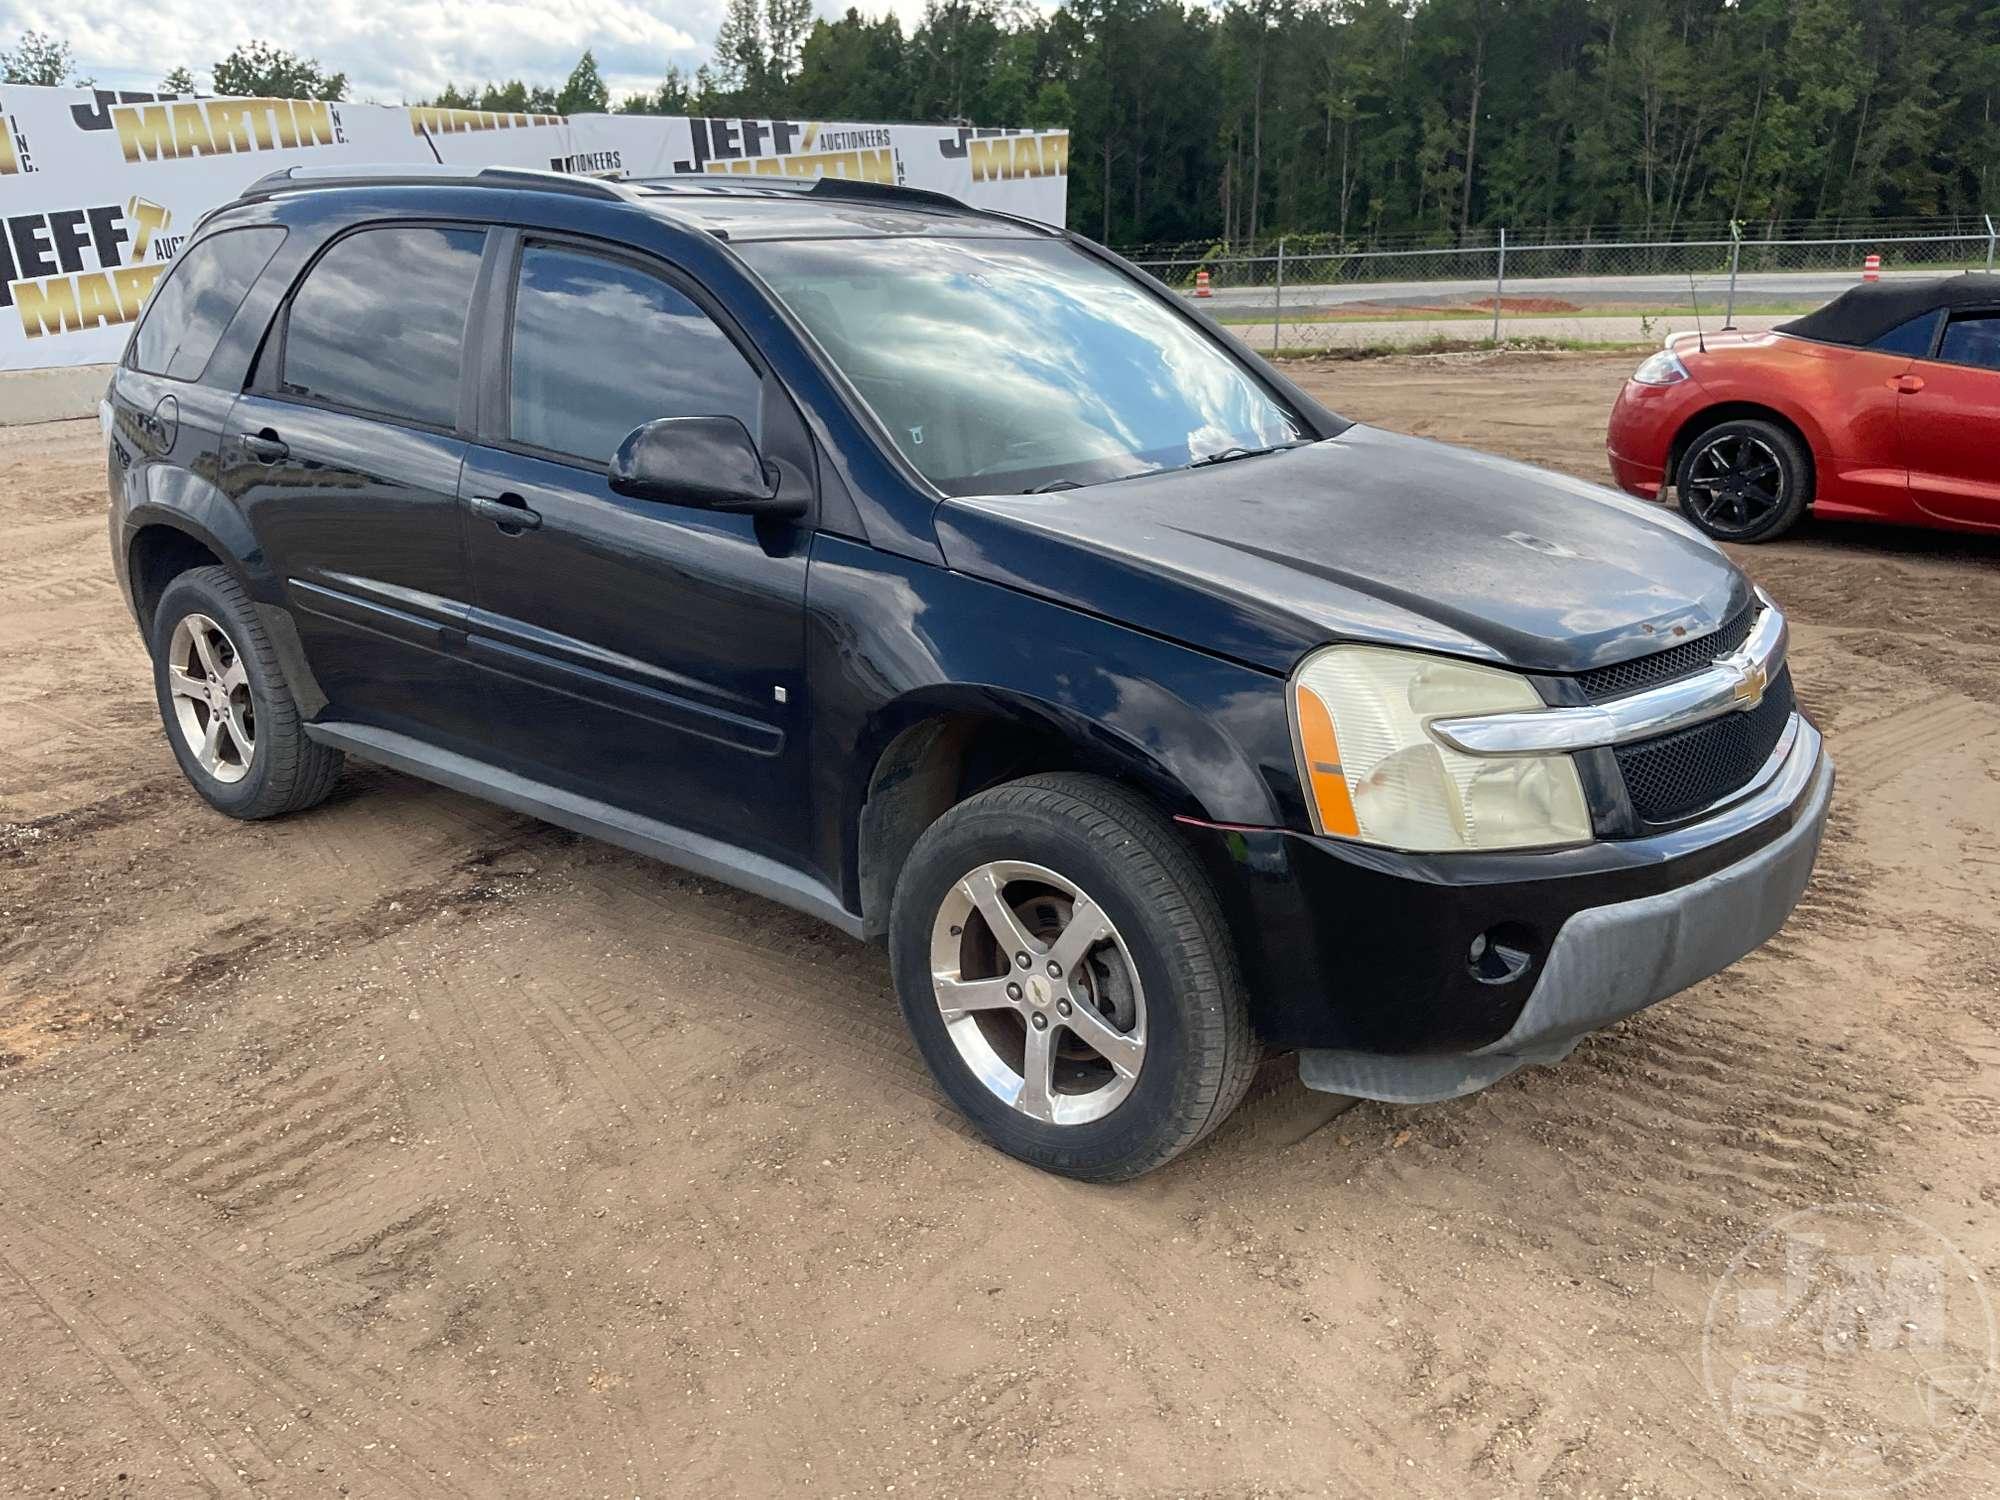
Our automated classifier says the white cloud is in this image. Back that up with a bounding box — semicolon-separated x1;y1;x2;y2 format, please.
2;0;725;103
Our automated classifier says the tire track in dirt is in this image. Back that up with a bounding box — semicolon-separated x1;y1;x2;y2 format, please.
0;1243;245;1494
1;1153;504;1494
1827;692;1999;793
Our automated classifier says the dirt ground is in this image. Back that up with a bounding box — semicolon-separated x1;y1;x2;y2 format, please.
4;352;1997;1498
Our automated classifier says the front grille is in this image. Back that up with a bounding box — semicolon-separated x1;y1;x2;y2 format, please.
1576;605;1755;703
1614;666;1796;824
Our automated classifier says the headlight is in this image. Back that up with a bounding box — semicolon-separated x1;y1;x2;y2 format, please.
1290;646;1593;852
1631;349;1690;386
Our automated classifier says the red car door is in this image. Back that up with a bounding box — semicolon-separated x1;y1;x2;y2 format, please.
1902;309;2000;529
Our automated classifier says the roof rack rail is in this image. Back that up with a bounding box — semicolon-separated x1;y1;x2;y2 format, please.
238;164;637;203
632;172;974;216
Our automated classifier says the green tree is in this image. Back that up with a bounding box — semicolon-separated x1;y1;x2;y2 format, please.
0;29;91;86
557;50;610;115
618;66;697;115
766;0;816;88
160;65;201;96
384;0;2000;243
714;0;768;99
212;40;346;100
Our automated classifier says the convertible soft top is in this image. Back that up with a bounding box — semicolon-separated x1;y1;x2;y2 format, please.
1777;273;2000;346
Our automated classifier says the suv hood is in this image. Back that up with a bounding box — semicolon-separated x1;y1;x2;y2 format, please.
934;424;1752;677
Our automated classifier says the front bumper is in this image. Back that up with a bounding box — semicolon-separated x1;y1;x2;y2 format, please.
1606;377;1696;499
1183;717;1832;1099
1299;734;1831;1101
1607;444;1667;499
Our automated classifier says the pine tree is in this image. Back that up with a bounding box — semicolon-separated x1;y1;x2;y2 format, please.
558;50;610;115
715;0;768;97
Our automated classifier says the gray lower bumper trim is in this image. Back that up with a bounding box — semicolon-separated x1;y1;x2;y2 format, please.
1299;738;1834;1105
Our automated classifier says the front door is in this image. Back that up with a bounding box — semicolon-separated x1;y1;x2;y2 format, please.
1902;309;2000;530
458;237;813;866
224;222;492;752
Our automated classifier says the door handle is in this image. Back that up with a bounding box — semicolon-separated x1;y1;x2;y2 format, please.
467;492;541;532
1892;374;1926;394
239;428;289;463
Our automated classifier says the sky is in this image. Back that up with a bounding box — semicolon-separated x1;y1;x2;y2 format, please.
0;0;936;106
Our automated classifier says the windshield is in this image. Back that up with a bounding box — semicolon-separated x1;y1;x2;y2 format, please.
736;235;1304;495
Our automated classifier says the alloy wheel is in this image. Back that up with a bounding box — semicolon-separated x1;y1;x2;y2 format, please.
929;860;1146;1126
166;612;255;784
1684;433;1785;536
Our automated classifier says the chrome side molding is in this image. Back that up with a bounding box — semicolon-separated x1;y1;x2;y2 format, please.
1431;590;1789;757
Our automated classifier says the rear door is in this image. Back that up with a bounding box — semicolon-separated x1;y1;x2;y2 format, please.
1901;308;2000;529
222;222;493;753
456;234;814;864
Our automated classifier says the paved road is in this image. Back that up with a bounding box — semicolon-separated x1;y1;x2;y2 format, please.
1231;312;1790;354
1180;266;1956;316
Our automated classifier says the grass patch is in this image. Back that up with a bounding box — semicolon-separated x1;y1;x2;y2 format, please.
1271;334;1656;359
1212;301;1812;326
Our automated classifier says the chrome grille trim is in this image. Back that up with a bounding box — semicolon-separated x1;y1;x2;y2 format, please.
1430;589;1789;757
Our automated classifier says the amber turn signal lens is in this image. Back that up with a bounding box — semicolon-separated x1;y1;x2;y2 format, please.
1294;687;1360;837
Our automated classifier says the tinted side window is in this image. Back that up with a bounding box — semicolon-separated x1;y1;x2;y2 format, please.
282;227;484;428
1938;314;2000;372
1868;310;1940;358
508;245;762;465
132;227;286;380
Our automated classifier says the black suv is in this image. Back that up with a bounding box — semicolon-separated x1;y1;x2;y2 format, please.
108;166;1832;1179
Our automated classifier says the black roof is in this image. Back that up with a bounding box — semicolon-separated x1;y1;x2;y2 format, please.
1776;274;2000;346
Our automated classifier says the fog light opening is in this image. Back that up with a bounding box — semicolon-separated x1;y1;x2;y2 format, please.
1469;923;1536;985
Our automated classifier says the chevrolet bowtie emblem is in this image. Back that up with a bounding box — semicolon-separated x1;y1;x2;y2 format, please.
1718;649;1768;710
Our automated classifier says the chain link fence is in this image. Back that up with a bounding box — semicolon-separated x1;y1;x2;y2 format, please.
1131;224;2000;356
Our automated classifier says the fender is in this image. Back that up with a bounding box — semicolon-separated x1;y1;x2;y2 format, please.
1678;342;1917;521
121;469;329;717
125;487;268;594
804;533;1307;917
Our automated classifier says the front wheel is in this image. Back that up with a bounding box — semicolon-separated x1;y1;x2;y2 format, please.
1674;418;1812;543
889;773;1257;1181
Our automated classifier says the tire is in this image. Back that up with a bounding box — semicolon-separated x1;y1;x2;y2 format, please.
889;772;1258;1181
150;565;343;820
1674;418;1812;543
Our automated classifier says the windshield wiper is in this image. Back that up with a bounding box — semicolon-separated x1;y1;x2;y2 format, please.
1024;478;1085;493
1185;440;1309;470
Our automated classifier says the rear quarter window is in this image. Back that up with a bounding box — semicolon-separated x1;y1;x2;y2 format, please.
131;226;287;381
1938;313;2000;372
1867;310;1941;358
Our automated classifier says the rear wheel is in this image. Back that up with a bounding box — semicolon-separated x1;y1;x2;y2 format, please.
889;773;1257;1181
151;566;343;820
1674;418;1811;543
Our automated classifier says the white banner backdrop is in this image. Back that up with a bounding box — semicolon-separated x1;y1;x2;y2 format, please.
0;84;1069;372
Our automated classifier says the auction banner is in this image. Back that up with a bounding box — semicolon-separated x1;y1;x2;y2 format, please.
0;83;1068;372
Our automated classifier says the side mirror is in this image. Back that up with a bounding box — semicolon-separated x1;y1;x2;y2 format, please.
608;416;802;516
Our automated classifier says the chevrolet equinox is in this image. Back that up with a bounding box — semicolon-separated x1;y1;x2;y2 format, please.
107;166;1833;1180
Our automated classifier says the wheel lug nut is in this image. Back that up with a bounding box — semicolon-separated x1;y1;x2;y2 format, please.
1030;1012;1048;1031
1014;952;1030;969
1056;999;1071;1017
1046;961;1061;978
1006;982;1021;1000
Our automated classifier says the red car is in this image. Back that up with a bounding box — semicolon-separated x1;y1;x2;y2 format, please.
1607;275;2000;541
